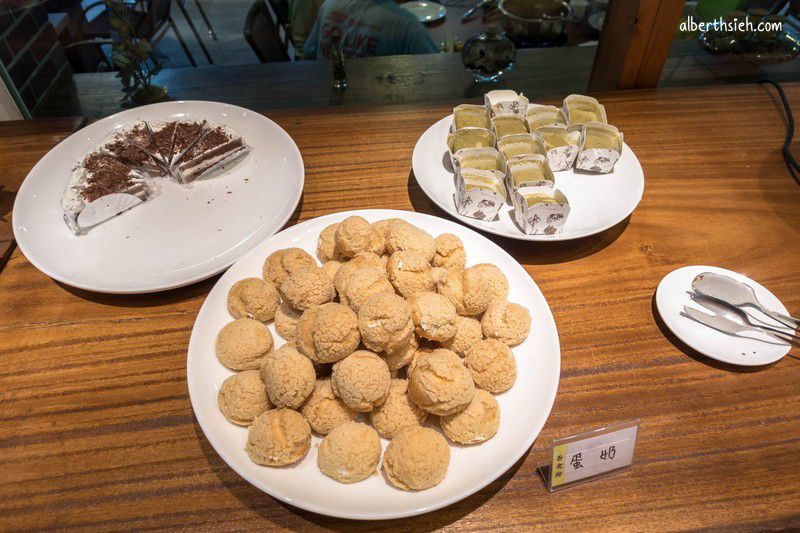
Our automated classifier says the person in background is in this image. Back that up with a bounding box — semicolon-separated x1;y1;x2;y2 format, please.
288;0;327;58
302;0;439;59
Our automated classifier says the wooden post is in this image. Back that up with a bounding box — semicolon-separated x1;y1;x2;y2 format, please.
588;0;687;92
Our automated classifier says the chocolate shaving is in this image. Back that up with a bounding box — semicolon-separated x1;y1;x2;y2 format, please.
172;121;206;154
149;122;177;162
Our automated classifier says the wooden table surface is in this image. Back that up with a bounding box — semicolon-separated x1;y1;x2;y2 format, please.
2;82;800;530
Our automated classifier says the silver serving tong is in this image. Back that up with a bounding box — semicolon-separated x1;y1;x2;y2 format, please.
691;272;799;330
688;293;800;344
682;306;797;345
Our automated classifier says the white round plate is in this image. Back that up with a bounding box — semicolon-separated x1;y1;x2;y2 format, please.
655;265;792;366
13;101;304;294
400;1;447;23
187;209;560;520
411;114;644;241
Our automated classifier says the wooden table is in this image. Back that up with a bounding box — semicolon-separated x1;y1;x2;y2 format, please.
1;82;799;530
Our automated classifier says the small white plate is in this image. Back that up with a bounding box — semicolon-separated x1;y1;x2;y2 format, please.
411;114;645;241
400;1;447;23
187;209;561;520
13;101;304;294
655;265;792;366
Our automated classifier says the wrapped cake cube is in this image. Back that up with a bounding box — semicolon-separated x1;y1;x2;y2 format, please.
455;168;507;221
535;124;583;171
575;122;624;173
526;104;567;131
497;133;546;160
505;154;555;192
453;104;491;130
484;90;529;117
491;114;529;140
454;147;507;221
563;94;608;125
453;146;505;173
511;185;570;235
447;128;496;165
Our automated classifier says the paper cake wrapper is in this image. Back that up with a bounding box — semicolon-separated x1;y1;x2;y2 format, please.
512;185;570;235
575;123;624;174
485;90;529;117
455;169;506;221
534;125;583;171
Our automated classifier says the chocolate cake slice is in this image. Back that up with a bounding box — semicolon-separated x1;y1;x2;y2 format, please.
170;120;208;165
62;117;247;234
146;121;178;167
62;150;155;234
172;125;247;183
102;123;165;176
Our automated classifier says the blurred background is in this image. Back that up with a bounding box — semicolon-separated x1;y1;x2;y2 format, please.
0;0;798;119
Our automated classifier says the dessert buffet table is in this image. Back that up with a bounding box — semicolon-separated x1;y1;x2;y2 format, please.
1;82;800;529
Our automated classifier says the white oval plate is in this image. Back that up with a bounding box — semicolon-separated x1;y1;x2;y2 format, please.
400;1;447;23
411;114;644;241
656;265;792;366
13;101;304;294
187;209;560;520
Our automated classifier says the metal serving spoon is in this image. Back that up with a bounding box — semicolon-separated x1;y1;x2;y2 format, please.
690;293;800;342
692;272;799;330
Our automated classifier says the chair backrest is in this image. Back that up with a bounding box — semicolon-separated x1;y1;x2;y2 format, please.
139;0;172;39
65;40;113;73
267;0;290;29
244;0;290;62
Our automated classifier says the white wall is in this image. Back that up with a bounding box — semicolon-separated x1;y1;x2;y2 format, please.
0;78;23;121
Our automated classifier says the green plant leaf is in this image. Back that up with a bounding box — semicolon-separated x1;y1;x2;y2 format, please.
133;41;151;56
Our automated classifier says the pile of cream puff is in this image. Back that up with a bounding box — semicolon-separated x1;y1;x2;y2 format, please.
215;215;531;490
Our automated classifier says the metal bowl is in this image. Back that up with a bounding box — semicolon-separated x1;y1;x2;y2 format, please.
498;0;573;46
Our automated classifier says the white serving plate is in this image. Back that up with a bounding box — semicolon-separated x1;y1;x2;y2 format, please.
656;265;792;366
411;114;644;241
187;209;561;520
13;101;304;294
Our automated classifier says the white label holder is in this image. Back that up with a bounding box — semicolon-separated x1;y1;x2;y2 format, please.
539;419;640;492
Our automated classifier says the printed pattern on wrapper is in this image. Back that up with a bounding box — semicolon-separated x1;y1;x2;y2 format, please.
534;124;583;172
512;185;570;235
575;122;624;174
485;90;529;117
455;168;507;221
